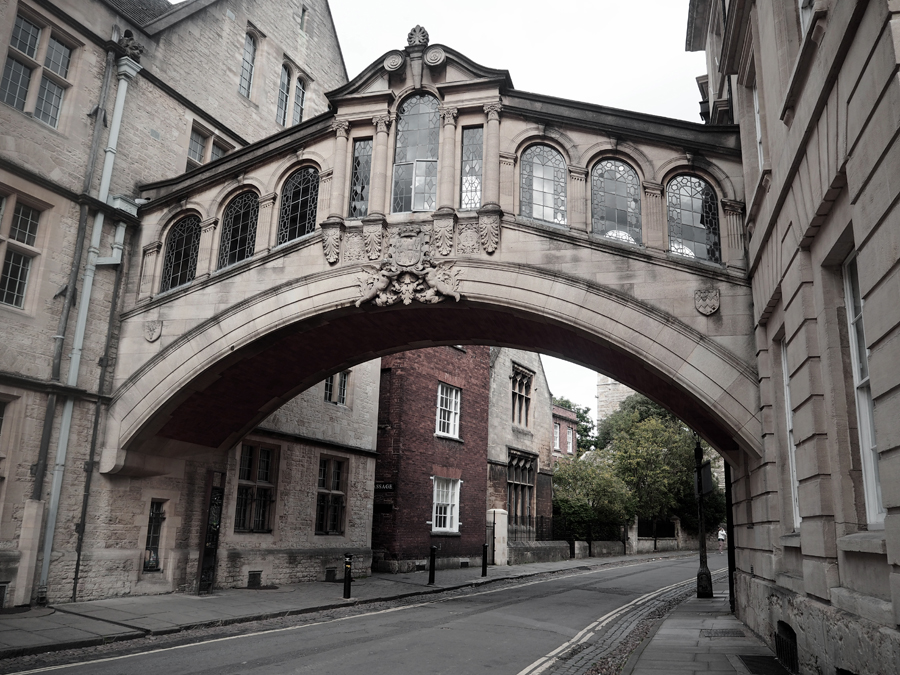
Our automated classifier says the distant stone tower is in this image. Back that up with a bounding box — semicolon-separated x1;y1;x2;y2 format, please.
595;374;635;421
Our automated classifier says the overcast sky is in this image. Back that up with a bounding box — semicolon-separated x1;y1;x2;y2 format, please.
326;1;708;422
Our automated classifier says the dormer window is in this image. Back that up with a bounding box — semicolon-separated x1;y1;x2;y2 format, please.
391;94;440;213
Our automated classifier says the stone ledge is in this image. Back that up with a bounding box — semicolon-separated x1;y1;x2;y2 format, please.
830;586;895;627
836;531;887;555
775;572;805;595
780;532;801;548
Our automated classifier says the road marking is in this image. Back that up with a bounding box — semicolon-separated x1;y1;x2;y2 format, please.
8;558;706;674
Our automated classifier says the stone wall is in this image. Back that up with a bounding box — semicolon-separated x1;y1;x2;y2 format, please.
508;541;570;565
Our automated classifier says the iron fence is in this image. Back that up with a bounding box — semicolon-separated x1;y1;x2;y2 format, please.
507;515;554;542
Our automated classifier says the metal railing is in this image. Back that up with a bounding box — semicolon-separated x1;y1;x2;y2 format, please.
508;515;554;542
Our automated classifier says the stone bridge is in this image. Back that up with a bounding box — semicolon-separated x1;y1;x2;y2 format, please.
103;32;756;476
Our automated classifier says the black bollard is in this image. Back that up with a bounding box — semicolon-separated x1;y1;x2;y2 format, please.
482;543;488;577
343;552;352;599
427;545;437;585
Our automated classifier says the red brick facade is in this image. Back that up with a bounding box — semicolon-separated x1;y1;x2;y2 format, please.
372;346;490;571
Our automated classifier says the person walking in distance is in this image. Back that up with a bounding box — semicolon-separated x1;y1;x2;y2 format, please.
717;525;726;554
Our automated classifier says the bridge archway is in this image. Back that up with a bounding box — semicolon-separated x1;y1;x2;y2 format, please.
102;260;760;475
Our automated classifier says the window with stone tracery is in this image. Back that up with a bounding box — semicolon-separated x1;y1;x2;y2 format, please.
460;126;483;209
160;215;201;292
666;175;720;263
277;167;319;245
218;192;259;269
591;159;641;244
520;145;567;225
392;94;440;213
511;364;533;428
349;139;372;218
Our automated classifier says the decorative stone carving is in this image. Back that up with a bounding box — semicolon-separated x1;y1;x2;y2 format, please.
439;106;458;125
355;224;461;307
363;222;383;260
483;102;502;121
144;320;162;343
433;218;454;256
373;115;392;134
457;222;479;255
331;120;350;137
344;231;365;262
424;45;446;67
695;289;720;316
383;50;405;72
118;32;145;62
407;25;429;46
478;213;500;254
321;221;341;264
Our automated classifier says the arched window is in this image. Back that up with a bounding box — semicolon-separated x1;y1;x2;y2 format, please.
292;78;305;125
392;94;440;213
591;159;641;244
276;65;290;125
218;192;259;269
666;175;721;263
520;144;567;225
278;167;319;245
239;33;256;97
160;215;201;293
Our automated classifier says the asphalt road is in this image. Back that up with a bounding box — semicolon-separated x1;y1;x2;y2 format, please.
10;556;727;675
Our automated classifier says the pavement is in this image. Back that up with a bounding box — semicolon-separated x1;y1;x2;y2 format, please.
0;550;784;674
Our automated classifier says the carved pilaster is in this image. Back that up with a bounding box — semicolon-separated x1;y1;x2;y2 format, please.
369;115;392;216
361;214;386;260
320;219;342;264
256;192;278;254
343;221;365;263
483;102;502;208
195;217;219;280
317;169;333;226
641;181;665;252
139;241;162;300
437;107;458;210
499;151;517;213
722;199;746;269
568;167;588;232
328;120;350;221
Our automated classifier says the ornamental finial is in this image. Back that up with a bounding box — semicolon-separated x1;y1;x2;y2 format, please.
407;25;429;47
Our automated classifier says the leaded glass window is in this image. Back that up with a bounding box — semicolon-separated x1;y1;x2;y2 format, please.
276;65;290;126
292;79;305;125
239;33;255;97
1;57;31;111
160;215;201;292
591;159;641;244
392;94;440;213
10;203;40;246
218;192;259;269
11;15;40;58
349;139;372;218
460;126;483;209
0;249;31;308
44;37;71;78
666;175;721;263
278;167;319;245
520;145;567;225
35;75;63;127
234;444;277;533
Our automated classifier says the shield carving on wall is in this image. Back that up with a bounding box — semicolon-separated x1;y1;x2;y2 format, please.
694;289;720;316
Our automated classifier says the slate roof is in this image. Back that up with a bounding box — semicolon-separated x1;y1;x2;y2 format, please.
100;0;176;27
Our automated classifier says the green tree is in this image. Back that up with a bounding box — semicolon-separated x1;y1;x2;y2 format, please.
552;453;632;539
552;396;596;455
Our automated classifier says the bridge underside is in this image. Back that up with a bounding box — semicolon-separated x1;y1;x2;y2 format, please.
123;300;751;469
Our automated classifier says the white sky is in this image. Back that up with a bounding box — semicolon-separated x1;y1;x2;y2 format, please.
335;1;708;423
170;1;708;421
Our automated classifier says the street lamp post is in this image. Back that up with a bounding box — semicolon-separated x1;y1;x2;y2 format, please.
695;436;713;598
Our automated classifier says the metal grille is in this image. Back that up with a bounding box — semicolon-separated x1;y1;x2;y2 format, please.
239;33;255;97
160;215;201;292
35;76;63;127
667;174;721;263
11;15;41;58
218;192;259;269
292;79;305;125
143;502;165;572
277;167;319;244
44;37;71;78
591;159;641;244
349;139;372;218
460;126;483;209
0;249;31;308
520;144;567;225
774;622;799;674
10;203;40;246
276;65;289;125
1;57;31;111
392;94;440;213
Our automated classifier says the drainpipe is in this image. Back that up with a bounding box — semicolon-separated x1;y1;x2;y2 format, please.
31;28;119;501
37;55;142;601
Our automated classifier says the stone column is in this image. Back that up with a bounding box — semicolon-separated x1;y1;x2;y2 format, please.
195;217;219;278
499;152;517;213
568;167;588;232
722;199;746;269
255;192;278;253
327;121;350;221
368;115;391;216
138;241;162;300
641;181;665;252
482;103;502;207
437;106;458;210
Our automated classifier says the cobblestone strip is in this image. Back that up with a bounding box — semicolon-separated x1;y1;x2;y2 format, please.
515;570;728;675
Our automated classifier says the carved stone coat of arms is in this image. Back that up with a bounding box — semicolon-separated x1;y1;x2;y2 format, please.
694;289;720;316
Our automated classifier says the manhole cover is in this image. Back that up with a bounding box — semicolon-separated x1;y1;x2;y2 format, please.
738;655;792;675
702;629;745;637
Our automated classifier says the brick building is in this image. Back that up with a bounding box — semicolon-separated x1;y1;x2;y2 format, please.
551;404;578;458
372;346;491;572
0;0;352;603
